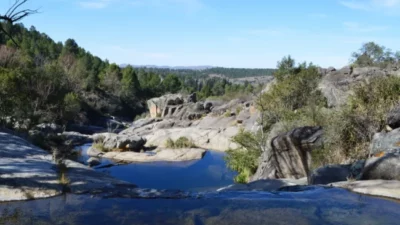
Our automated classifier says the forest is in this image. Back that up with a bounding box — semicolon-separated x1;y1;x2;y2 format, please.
0;22;264;127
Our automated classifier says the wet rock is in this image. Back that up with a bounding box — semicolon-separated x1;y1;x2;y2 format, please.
310;164;352;185
217;179;300;192
87;157;101;167
331;180;400;200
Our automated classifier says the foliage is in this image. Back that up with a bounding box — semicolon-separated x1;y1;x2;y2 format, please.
225;129;262;183
258;62;325;131
63;92;80;121
135;66;275;79
319;76;400;166
351;42;400;68
92;142;107;152
162;73;182;93
165;137;196;148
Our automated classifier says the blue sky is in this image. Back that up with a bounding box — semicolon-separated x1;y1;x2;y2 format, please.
2;0;400;68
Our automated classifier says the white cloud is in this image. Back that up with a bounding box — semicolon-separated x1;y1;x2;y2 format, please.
339;1;371;10
343;22;389;32
340;0;400;12
373;0;400;7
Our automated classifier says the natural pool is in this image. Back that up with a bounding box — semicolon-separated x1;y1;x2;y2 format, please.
1;144;400;225
76;143;237;191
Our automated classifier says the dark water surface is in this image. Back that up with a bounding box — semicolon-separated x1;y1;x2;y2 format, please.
1;188;400;225
76;143;237;191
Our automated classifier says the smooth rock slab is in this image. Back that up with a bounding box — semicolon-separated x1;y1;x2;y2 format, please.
0;132;138;201
331;180;400;200
102;148;206;162
0;132;62;201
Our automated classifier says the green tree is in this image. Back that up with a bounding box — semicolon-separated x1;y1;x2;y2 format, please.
162;73;182;93
275;55;295;80
121;65;141;97
61;39;79;56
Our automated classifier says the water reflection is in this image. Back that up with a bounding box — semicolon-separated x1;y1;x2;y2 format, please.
1;188;400;225
76;144;237;191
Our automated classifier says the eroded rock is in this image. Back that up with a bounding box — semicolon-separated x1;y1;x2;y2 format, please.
252;126;323;181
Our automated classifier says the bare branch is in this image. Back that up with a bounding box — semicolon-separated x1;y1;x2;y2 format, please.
0;0;38;47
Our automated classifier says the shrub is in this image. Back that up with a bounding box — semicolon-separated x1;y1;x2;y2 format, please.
92;142;107;152
165;138;175;148
318;76;400;167
225;129;262;183
164;137;196;148
175;137;196;148
223;111;232;117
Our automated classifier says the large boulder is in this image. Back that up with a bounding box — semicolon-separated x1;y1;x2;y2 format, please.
360;153;400;181
102;133;146;151
309;164;352;185
370;128;400;156
318;66;390;107
187;92;197;103
87;157;101;167
147;94;183;118
252;126;323;181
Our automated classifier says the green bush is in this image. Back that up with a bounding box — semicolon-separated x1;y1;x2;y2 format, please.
318;76;400;166
164;137;196;149
165;138;175;148
256;63;326;131
225;129;262;183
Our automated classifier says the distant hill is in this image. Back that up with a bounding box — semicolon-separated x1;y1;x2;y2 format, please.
120;64;214;71
121;65;276;79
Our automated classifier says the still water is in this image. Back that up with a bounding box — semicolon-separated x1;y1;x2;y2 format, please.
1;188;400;225
76;143;237;191
1;144;400;224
